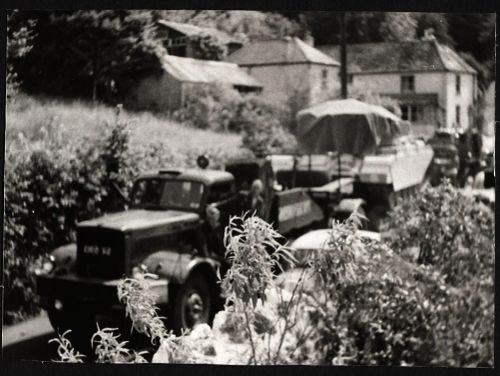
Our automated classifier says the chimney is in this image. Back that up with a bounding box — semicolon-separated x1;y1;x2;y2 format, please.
422;28;436;41
304;31;315;46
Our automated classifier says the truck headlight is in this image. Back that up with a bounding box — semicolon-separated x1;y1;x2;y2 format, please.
54;299;63;311
42;255;56;273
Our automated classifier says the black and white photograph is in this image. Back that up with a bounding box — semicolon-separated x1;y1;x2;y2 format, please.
2;7;496;369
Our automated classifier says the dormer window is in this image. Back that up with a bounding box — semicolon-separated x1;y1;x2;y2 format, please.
401;75;415;93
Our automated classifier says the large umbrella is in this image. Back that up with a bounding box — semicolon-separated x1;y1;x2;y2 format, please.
296;99;408;155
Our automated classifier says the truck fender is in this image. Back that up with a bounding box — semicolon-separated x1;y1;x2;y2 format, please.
140;250;219;285
335;198;366;216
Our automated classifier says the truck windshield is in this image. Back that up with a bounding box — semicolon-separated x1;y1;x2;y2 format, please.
132;178;204;210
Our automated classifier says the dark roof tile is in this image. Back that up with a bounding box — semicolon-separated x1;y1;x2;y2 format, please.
226;37;340;66
318;40;476;74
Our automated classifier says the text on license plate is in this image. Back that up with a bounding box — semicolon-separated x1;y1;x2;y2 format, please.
83;245;112;256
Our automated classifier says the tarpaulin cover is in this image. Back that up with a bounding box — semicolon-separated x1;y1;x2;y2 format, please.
296;99;408;155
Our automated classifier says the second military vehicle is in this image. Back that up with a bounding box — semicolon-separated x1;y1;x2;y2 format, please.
269;99;434;229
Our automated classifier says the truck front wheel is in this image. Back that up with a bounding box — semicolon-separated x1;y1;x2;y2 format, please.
46;300;96;354
172;272;212;333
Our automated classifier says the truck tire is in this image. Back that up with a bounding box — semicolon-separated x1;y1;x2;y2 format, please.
172;272;212;333
47;301;96;355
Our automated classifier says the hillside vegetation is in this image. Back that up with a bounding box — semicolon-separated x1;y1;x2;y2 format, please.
6;94;243;153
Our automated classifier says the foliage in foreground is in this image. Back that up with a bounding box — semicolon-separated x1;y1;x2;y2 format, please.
382;181;494;365
50;196;494;366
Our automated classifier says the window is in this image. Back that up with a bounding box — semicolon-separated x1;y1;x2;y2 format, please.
401;75;415;93
131;178;204;210
455;105;461;126
456;74;461;94
207;182;235;204
401;105;422;122
321;69;328;89
166;36;187;47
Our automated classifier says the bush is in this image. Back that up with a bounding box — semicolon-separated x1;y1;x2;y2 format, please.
188;32;228;61
173;84;241;131
290;205;493;367
383;181;494;285
381;181;494;365
172;83;298;155
241;114;297;156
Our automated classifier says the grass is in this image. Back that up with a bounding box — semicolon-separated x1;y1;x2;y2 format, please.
6;94;243;153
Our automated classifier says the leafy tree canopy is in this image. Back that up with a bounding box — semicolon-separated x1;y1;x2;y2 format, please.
13;10;165;101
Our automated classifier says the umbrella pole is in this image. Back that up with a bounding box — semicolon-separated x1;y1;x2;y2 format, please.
292;153;297;189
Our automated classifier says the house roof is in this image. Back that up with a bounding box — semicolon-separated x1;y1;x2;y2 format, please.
158;20;241;45
226;37;340;67
318;40;476;74
162;55;262;88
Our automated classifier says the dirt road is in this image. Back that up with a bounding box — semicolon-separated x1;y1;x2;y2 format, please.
2;312;56;361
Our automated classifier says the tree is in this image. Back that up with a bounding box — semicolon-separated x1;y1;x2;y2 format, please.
414;13;455;46
379;12;417;41
302;12;418;45
446;13;495;64
458;52;490;93
15;10;166;102
154;10;304;43
444;13;495;89
6;10;36;100
188;32;228;60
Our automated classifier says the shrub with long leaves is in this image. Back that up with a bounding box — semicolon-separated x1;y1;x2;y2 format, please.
220;213;316;364
49;330;86;363
117;273;168;342
221;213;294;308
91;324;148;363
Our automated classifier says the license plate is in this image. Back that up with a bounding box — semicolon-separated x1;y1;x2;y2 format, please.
83;245;112;256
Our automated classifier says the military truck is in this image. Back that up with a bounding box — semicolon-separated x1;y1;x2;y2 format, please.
35;157;324;344
268;99;434;230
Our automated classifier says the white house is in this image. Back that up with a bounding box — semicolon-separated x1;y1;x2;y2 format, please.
226;37;341;107
319;38;478;138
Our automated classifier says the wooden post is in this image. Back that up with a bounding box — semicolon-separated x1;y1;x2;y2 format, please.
340;12;348;99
